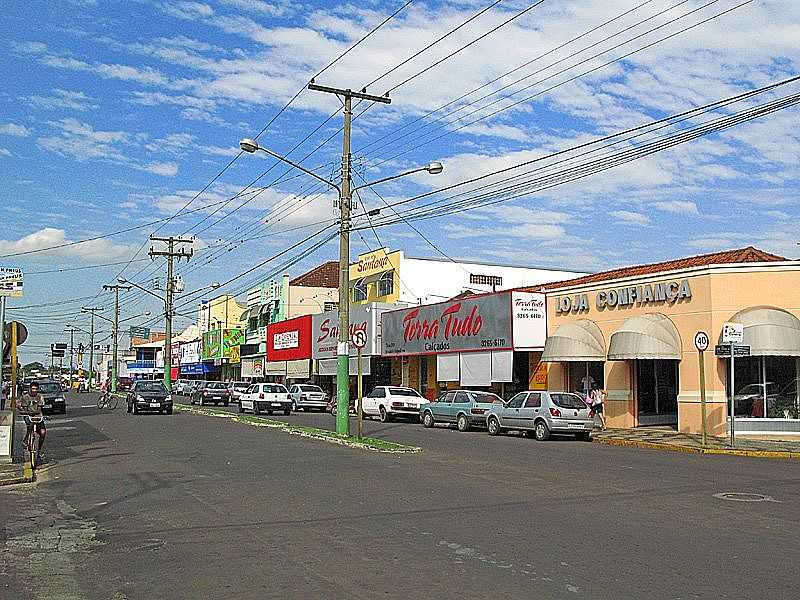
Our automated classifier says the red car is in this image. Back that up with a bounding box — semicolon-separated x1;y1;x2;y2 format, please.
117;377;134;392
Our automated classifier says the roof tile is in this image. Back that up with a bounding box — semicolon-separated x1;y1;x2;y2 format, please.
290;261;339;288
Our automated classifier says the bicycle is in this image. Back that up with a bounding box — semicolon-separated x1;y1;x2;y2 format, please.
97;391;119;410
22;415;45;470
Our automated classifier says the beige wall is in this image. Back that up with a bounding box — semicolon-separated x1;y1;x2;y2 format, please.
546;265;800;435
287;286;338;318
203;295;246;331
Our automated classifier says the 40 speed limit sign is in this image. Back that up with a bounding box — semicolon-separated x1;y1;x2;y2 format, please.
694;331;710;352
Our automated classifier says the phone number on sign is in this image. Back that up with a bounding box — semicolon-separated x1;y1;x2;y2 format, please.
480;338;507;348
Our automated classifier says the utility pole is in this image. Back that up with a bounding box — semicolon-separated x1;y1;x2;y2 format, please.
307;81;390;436
65;325;77;389
149;236;193;392
103;283;131;394
0;296;6;401
81;307;102;391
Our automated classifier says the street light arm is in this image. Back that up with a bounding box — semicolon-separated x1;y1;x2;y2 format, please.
352;167;428;192
119;279;165;302
240;139;340;192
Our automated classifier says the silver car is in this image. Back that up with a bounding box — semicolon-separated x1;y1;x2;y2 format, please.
288;384;328;411
486;391;594;441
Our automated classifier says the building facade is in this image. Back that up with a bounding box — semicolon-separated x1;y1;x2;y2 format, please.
538;247;800;436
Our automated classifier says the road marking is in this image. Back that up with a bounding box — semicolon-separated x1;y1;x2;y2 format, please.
80;404;97;408
48;426;77;431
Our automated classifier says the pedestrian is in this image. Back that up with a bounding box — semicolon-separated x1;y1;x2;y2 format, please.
590;384;607;430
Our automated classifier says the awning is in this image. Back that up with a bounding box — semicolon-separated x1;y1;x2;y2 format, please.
607;313;681;361
541;319;605;362
239;308;254;323
727;306;800;356
349;272;383;287
259;303;273;317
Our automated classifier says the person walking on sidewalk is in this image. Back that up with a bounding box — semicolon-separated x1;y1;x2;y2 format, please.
590;384;607;430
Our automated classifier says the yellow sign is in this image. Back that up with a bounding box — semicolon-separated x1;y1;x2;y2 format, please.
350;248;397;279
531;362;548;390
229;345;241;364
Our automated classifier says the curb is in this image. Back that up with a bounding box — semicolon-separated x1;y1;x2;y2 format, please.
594;436;800;459
0;466;35;487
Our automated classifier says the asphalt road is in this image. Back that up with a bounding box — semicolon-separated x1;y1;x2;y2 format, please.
2;392;799;600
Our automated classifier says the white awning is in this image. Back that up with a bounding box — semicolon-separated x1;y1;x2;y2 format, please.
317;357;371;376
541;320;606;362
607;313;681;361
727;306;800;356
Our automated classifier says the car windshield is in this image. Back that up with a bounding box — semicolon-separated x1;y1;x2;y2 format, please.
37;382;62;395
206;382;227;390
264;385;288;393
550;393;587;409
298;385;322;392
389;388;422;397
469;392;502;404
136;382;167;393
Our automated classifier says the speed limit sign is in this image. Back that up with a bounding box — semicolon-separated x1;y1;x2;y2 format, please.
694;331;709;352
351;329;367;349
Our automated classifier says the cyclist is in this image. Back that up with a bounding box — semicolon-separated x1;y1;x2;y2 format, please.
19;381;47;464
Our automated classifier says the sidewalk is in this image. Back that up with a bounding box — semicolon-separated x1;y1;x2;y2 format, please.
0;418;34;486
593;427;800;459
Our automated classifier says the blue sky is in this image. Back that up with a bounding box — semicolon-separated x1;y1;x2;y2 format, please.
2;0;799;363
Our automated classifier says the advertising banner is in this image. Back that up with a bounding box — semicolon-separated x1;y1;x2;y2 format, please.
241;356;264;378
0;267;23;298
180;340;201;365
312;305;380;359
267;315;312;361
382;293;513;357
510;291;547;349
202;328;244;360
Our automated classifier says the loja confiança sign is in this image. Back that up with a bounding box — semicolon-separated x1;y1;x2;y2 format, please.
382;291;546;356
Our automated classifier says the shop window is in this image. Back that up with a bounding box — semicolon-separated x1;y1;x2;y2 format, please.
378;271;394;297
568;362;605;400
730;356;800;419
353;278;367;302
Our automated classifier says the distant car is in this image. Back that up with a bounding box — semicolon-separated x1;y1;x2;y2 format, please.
289;384;328;412
361;386;426;422
420;390;503;431
190;381;231;406
184;380;204;396
228;381;250;403
486;391;593;441
126;380;173;414
172;379;189;395
239;383;291;415
36;379;67;415
117;377;134;392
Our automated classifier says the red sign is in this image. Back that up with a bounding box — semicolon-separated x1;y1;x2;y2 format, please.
267;315;312;361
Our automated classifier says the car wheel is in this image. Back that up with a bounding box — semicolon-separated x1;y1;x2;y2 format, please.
379;406;391;423
253;403;260;415
329;405;336;416
267;410;273;415
291;401;297;411
283;409;291;416
576;431;591;442
534;420;550;441
133;403;139;414
199;396;205;406
127;402;132;414
487;416;501;436
238;402;244;414
166;407;173;415
223;401;229;407
422;411;434;428
457;414;470;432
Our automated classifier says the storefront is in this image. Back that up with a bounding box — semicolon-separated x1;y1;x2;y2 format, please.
540;247;800;435
241;356;264;380
311;303;393;396
201;328;244;381
381;290;548;399
263;315;312;384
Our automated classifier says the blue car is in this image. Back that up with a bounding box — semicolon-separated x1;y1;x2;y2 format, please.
420;390;503;431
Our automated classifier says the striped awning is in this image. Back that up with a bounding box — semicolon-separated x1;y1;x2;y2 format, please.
607;313;681;361
727;306;800;356
541;320;606;362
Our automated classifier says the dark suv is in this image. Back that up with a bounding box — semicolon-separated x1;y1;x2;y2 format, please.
126;380;173;414
37;379;67;415
190;381;231;406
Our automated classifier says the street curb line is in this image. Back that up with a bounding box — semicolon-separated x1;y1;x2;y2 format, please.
594;436;799;459
176;404;421;454
0;467;35;487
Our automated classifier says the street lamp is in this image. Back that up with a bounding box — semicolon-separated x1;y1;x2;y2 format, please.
239;136;443;437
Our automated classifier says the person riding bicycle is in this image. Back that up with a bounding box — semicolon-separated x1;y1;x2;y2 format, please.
19;381;47;463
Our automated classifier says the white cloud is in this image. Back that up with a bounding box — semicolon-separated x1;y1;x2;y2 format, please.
0;123;30;137
0;228;139;262
610;210;649;226
0;148;11;157
140;162;179;177
653;200;699;215
28;89;98;112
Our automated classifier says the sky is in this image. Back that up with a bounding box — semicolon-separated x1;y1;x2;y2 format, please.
1;0;799;364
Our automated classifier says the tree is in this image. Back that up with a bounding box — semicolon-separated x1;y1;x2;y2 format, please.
22;362;46;376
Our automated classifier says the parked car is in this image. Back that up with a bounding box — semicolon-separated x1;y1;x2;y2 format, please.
289;384;328;412
185;380;204;396
239;383;291;415
485;391;593;441
420;390;503;431
190;381;231;406
117;377;134;392
126;380;173;414
172;379;190;395
36;379;67;415
733;382;780;417
361;386;426;422
228;381;251;403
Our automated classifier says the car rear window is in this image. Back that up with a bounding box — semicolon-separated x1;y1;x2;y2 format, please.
550;393;587;409
137;382;167;393
389;388;421;397
469;392;502;404
207;382;227;389
299;385;322;392
263;385;288;393
37;382;62;394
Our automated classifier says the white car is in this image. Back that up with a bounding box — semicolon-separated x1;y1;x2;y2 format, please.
361;386;426;422
288;384;328;412
239;383;292;416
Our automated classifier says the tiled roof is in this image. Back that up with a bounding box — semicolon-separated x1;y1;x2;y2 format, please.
525;246;786;291
290;261;339;288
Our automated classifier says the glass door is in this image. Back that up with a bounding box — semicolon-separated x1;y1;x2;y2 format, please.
636;360;678;427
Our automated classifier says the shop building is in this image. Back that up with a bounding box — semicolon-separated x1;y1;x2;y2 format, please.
349;247;584;307
198;294;246;333
381;290;548;399
201;327;244;381
259;315;313;382
536;247;800;436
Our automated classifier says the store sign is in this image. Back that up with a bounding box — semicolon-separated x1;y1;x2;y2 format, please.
556;279;692;314
511;292;547;349
268;315;312;361
353;248;395;278
312;305;377;359
382;293;512;357
180;340;201;364
241;356;264;378
0;267;23;298
129;325;150;339
202;328;244;360
531;362;548;390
